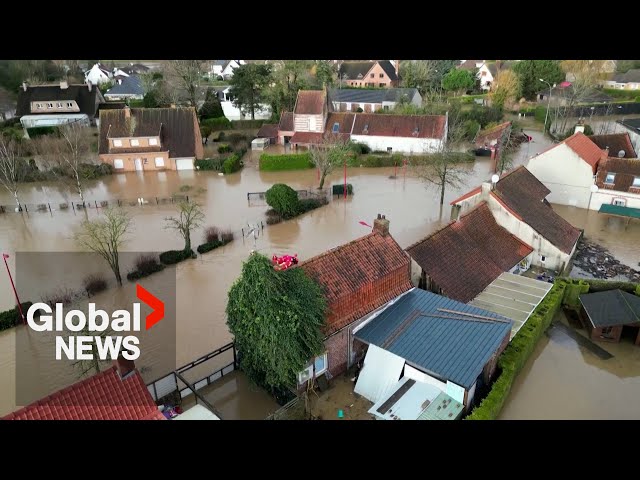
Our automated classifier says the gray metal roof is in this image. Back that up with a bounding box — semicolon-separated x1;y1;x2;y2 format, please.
104;75;144;97
329;87;418;104
355;289;512;389
613;69;640;84
580;289;640;328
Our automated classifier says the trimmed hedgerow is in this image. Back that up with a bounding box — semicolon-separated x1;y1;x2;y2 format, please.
0;302;33;331
160;249;195;265
259;153;313;171
197;240;223;254
332;184;353;195
127;253;165;281
195;158;225;171
466;281;566;420
223;153;243;174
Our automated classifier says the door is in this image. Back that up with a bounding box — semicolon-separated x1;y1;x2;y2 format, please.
175;158;194;171
134;158;143;171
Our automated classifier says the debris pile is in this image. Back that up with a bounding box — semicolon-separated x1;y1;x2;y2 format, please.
572;239;640;280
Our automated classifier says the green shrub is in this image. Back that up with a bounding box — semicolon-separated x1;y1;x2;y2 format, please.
332;184;354;195
201;117;232;131
27;126;59;138
127;253;165;281
197;240;223;254
349;143;371;154
603;88;640;100
265;184;300;217
195;158;225;171
558;277;638;294
347;155;397;167
79;163;113;179
218;144;232;154
298;197;328;214
466;281;566;420
223;153;242;174
159;249;195;265
259;153;313;171
0;302;33;331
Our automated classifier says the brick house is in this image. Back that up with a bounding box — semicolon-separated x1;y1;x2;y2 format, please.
289;90;329;146
407;202;534;303
593;157;640;210
297;214;413;385
338;61;399;88
2;358;165;420
98;106;203;172
579;289;640;345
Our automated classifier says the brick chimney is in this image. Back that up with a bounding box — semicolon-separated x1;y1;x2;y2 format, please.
373;213;390;237
113;353;136;380
59;80;68;90
574;122;585;134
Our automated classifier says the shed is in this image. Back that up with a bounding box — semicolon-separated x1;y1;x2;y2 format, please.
367;377;442;420
251;137;269;150
417;391;464;420
579;289;640;345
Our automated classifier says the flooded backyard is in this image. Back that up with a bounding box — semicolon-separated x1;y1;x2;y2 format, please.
1;125;639;419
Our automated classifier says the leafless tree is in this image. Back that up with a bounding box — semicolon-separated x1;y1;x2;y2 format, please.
73;324;114;377
0;137;26;210
165;200;205;252
415;114;470;205
308;136;352;190
74;208;132;287
493;123;519;175
35;122;93;204
166;60;206;107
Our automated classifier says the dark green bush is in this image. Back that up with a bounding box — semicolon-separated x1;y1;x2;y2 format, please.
127;253;165;281
260;153;313;171
195;158;225;171
223;153;242;174
79;163;113;179
225;133;248;146
0;302;33;331
332;184;354;195
349;143;371;154
218;144;232;153
83;273;107;296
202;117;232;131
159;249;195;265
197;240;223;254
298;197;328;214
27;126;59;138
265;184;300;217
265;209;283;225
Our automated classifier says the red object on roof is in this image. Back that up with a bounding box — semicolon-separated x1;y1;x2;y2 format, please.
300;231;412;335
406;202;533;303
563;132;607;174
3;366;165;420
294;90;326;115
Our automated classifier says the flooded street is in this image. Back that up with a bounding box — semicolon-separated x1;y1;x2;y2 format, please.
0;127;595;418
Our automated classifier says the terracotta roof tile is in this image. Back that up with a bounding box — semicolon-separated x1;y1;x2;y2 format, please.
493;166;581;254
588;133;637;159
474;121;511;147
596;157;640;192
2;367;163;420
278;111;294;132
563;132;606;173
300;230;412;335
352;113;446;139
294;90;326;115
257;123;278;139
406;202;533;303
290;132;324;145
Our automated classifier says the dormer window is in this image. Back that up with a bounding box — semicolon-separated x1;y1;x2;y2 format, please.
332;123;339;133
67;102;73;108
130;139;140;147
113;139;123;147
605;172;616;184
47;103;53;109
149;138;158;146
56;103;62;108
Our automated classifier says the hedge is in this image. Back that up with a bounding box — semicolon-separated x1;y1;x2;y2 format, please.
558;277;639;294
223;153;243;174
466;281;566;420
201;117;232;131
259;153;313;171
332;184;353;195
347;154;400;167
0;302;33;331
195;158;225;171
218;144;232;154
126;263;165;281
298;197;328;214
197;240;226;254
603;88;640;100
160;249;195;265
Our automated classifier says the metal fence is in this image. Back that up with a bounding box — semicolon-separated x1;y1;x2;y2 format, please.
265;395;309;420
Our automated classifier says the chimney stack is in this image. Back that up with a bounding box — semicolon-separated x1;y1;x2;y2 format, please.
574;122;585;134
113;353;135;380
481;182;492;199
373;213;390;237
22;82;27;92
59;80;68;90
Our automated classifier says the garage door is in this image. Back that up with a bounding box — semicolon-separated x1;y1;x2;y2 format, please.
176;158;194;170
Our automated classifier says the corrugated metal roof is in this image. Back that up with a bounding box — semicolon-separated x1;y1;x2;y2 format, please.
355;289;512;389
418;391;464;420
579;289;640;328
599;203;640;219
330;88;418;104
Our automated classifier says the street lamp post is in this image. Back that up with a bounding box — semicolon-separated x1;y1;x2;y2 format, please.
539;78;553;134
2;253;25;324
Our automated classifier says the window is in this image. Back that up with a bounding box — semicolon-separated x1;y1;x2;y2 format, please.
56;103;62;108
633;176;640;187
379;83;386;87
149;138;158;146
297;353;328;384
154;157;164;167
370;73;374;78
113;139;123;147
605;172;616;184
36;103;42;109
332;122;339;133
47;103;53;109
383;105;390;111
379;73;384;78
113;159;124;169
540;255;546;263
601;326;613;336
130;139;140;147
387;147;393;153
613;198;626;207
67;102;73;108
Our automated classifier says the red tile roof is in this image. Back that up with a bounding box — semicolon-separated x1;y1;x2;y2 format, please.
475;121;511;147
257;123;278;139
406;202;533;303
290;132;324;145
278;112;294;132
493;166;581;254
596;157;640;192
300;230;412;335
450;186;481;205
3;367;164;420
588;133;637;159
563;132;606;173
326;112;356;136
352;113;446;139
294;90;326;115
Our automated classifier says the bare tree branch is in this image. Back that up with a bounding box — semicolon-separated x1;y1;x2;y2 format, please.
166;60;206;107
0;137;26;210
308;136;352;190
164;200;205;252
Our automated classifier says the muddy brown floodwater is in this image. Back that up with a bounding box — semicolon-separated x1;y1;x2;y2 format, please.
0;130;561;418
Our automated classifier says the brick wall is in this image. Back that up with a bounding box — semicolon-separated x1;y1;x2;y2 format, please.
100;152;173;172
590;325;623;343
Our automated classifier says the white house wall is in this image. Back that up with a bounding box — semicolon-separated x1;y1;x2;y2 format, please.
350;134;443;153
221;102;271;121
590;189;640;210
527;143;595;208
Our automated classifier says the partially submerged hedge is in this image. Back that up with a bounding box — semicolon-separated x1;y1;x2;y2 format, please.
0;302;33;331
260;153;313;171
466;281;566;420
195;158;225;171
160;249;196;265
332;184;353;195
223;153;243;174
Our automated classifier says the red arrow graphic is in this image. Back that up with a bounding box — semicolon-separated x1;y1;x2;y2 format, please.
136;284;165;330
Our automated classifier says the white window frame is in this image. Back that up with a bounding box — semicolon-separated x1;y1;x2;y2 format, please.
113;139;123;147
130;139;140;147
297;352;328;385
47;103;53;109
612;198;626;207
633;177;640;187
540;254;546;263
113;159;124;169
149;138;158;146
67;102;73;108
56;102;62;108
605;172;616;184
154;157;165;167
